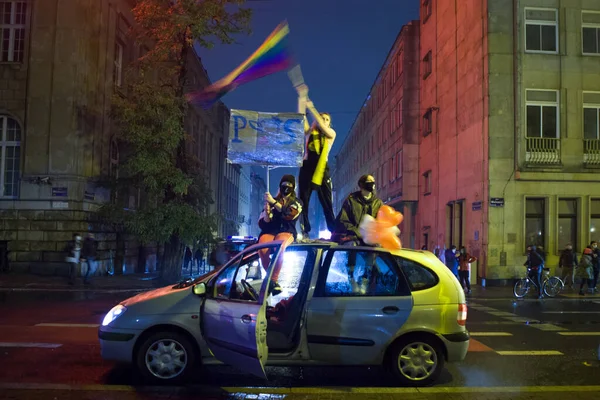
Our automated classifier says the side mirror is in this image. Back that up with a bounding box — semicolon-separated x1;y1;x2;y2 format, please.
193;282;207;296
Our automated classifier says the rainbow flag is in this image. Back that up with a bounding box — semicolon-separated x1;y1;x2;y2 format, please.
187;21;293;109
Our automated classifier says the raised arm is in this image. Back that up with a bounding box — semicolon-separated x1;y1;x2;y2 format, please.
306;100;336;139
295;84;311;133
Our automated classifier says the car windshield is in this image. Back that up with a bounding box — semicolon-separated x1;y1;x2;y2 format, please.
172;268;220;289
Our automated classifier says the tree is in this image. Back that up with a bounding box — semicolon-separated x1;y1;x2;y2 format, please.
102;0;251;283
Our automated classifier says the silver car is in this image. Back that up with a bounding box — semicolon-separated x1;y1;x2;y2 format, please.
99;240;469;386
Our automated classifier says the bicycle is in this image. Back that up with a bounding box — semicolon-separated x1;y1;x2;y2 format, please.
513;267;564;298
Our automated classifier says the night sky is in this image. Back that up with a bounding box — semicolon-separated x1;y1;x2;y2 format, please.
197;0;419;193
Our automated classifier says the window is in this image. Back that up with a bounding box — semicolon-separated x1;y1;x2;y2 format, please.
558;198;577;251
395;99;403;130
526;90;559;138
423;109;432;136
422;50;432;79
423;170;432;195
0;1;27;62
113;40;124;87
524;8;558;53
319;250;410;297
0;115;21;197
525;198;545;248
583;92;600;140
396;52;403;79
591;199;600;239
422;0;432;23
388;158;394;183
582;11;600;54
396;150;403;179
397;257;438;291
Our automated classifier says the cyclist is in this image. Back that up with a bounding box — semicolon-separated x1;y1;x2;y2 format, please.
524;245;544;299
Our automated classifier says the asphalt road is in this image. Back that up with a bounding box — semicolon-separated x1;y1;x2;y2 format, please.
1;287;600;399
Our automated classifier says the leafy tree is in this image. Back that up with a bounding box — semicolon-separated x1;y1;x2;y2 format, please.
102;0;251;283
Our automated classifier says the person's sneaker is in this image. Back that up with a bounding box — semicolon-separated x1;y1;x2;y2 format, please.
269;281;282;296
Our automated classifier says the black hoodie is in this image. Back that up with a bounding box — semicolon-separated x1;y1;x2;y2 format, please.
332;191;383;243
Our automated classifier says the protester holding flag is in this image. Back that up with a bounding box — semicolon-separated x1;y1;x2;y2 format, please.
296;85;336;239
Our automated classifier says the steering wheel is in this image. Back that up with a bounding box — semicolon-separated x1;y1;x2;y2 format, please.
240;279;259;301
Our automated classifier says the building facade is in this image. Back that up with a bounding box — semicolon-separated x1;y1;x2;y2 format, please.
333;21;421;248
335;0;600;285
0;0;239;274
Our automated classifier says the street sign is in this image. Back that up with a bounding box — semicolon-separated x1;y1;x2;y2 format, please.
227;109;305;167
472;201;482;211
490;197;505;207
52;187;68;197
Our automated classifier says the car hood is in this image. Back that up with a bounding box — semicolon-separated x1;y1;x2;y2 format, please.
120;272;216;308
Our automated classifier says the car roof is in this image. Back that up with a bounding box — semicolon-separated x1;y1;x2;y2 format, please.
249;240;438;264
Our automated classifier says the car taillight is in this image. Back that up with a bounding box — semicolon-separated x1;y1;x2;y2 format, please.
457;303;467;326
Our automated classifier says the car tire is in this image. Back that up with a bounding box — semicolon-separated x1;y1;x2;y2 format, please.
386;335;445;387
135;331;196;384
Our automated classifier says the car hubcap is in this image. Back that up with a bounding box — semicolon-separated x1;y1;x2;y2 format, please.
145;339;187;380
398;342;437;381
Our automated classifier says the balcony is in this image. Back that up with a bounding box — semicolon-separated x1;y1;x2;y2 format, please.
583;139;600;166
525;137;561;165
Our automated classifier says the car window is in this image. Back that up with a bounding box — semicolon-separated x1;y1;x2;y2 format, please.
268;247;310;306
397;257;439;291
318;249;410;297
214;245;278;302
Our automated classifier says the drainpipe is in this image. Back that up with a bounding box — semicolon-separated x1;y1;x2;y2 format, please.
513;0;520;175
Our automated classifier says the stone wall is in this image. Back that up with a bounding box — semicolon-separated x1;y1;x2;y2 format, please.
0;208;148;276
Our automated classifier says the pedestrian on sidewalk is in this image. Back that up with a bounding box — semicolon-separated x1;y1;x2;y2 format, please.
183;247;193;272
590;241;599;293
80;233;98;285
558;243;577;289
577;247;594;296
64;233;82;285
194;247;204;274
444;245;459;279
458;246;476;294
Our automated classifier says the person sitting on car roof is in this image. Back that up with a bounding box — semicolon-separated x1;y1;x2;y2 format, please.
258;174;303;295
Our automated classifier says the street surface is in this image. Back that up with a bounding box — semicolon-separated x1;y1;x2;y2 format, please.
1;278;599;399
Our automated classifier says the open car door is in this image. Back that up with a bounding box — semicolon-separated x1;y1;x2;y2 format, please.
200;240;285;379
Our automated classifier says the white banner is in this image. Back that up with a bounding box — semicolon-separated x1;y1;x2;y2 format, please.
227;109;305;167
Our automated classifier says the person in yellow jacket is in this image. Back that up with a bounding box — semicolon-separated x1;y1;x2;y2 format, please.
295;84;336;239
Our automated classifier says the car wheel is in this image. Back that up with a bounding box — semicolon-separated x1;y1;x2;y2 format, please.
387;336;444;387
135;331;196;384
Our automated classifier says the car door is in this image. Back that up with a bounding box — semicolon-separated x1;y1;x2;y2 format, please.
306;247;413;365
201;241;284;379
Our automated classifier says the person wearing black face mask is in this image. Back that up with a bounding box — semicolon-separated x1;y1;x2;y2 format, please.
331;175;383;245
258;175;303;292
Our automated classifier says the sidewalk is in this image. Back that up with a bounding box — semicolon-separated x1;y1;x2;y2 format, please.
467;285;600;300
0;272;163;292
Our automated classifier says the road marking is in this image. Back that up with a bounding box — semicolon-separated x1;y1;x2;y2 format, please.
543;311;600;314
35;323;100;328
530;323;568;332
558;332;600;336
2;383;600;394
488;311;517;317
496;350;563;356
469;332;513;337
0;342;62;348
505;317;540;323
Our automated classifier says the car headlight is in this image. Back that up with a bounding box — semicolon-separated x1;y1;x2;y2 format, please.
102;304;127;327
